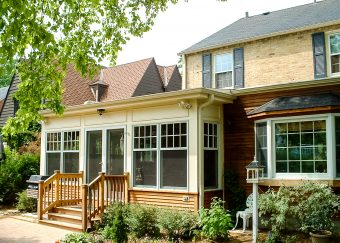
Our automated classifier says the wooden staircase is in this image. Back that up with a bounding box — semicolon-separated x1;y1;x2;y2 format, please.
37;171;129;232
40;206;83;231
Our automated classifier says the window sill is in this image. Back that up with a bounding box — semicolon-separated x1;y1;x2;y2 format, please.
129;187;195;194
258;178;340;187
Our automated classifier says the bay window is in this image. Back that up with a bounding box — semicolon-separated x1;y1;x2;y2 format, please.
255;115;340;178
46;131;79;175
133;122;188;189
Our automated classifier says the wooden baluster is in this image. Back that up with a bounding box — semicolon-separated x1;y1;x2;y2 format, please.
82;184;88;232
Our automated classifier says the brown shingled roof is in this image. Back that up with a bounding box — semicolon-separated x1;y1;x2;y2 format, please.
62;57;182;106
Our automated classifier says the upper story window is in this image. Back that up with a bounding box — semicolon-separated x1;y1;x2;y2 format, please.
214;53;233;88
329;33;340;75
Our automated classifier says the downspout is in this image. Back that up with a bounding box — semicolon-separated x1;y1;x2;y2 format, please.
198;94;215;209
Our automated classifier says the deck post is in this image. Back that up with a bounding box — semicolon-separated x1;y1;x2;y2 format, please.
79;171;84;185
99;172;105;216
124;172;129;203
82;184;88;232
54;170;60;202
37;180;44;220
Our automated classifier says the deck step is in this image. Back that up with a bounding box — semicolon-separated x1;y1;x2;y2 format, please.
53;206;82;216
48;213;82;225
39;219;83;232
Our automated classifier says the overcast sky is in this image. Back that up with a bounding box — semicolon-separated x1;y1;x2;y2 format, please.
116;0;315;66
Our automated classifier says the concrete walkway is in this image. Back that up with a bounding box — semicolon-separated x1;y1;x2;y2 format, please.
0;216;74;243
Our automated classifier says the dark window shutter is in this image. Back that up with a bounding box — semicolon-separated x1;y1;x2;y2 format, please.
312;32;326;79
233;47;244;89
202;54;212;88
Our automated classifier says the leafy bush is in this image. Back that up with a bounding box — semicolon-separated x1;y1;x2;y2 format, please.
126;204;160;239
0;149;39;204
259;182;340;241
60;232;102;243
157;207;198;241
101;202;129;228
16;190;37;212
102;203;128;243
198;197;233;241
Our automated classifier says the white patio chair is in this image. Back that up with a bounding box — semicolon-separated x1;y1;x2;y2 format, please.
231;193;253;232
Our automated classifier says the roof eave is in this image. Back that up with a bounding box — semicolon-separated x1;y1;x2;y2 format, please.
40;88;234;118
179;19;340;56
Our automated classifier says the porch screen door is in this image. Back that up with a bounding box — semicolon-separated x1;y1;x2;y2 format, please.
86;130;102;182
107;129;124;175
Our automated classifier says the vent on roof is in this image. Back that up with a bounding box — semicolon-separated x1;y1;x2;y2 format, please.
89;69;108;102
262;12;270;15
245;11;249;18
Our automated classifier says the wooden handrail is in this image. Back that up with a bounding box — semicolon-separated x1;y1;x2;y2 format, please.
38;170;83;220
85;172;130;229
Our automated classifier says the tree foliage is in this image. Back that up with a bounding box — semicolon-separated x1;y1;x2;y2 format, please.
0;57;15;87
0;0;177;136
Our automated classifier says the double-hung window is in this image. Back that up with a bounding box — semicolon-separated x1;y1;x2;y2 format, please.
204;123;218;189
214;53;233;88
133;122;188;189
46;131;80;175
329;33;340;75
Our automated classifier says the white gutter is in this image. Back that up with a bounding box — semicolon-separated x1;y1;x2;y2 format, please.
197;94;215;209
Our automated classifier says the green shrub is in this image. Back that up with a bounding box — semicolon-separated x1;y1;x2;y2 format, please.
101;202;129;228
157;208;198;241
102;203;128;243
0;149;39;204
16;190;37;212
126;204;160;239
198;197;233;241
60;232;102;243
259;182;340;241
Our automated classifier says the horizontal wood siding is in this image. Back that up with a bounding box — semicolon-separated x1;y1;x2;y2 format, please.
204;190;223;208
224;84;340;197
0;74;19;127
128;189;198;211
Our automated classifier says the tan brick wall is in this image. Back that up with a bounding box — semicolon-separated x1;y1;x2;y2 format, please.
184;24;340;89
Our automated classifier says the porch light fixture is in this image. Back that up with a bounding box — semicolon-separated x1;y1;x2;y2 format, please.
246;156;265;243
97;108;105;116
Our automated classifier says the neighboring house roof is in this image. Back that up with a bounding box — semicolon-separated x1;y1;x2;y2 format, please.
247;93;340;116
181;0;340;54
0;74;20;127
63;57;181;105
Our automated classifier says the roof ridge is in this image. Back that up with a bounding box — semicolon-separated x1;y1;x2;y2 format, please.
107;57;154;70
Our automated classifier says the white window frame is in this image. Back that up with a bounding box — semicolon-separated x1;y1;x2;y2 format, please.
213;52;234;89
255;114;337;180
45;130;80;174
203;122;219;190
327;31;340;77
84;126;127;182
132;122;189;190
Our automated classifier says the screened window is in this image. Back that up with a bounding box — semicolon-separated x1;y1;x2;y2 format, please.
256;122;268;176
46;131;80;175
160;123;187;188
275;120;327;173
133;123;188;189
330;33;340;74
214;53;233;88
133;125;157;187
204;123;218;189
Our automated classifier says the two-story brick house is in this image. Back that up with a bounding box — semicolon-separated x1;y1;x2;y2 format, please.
37;0;340;231
179;0;340;197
